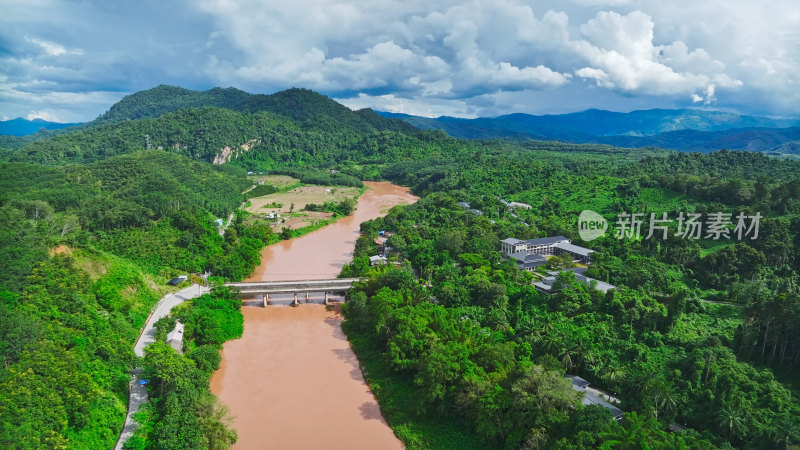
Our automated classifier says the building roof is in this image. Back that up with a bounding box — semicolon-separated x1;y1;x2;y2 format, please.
510;252;548;269
566;375;623;419
458;201;470;209
166;321;185;353
583;392;624;418
369;255;387;262
566;375;591;389
575;273;616;293
469;209;484;216
501;238;524;245
525;236;569;246
510;252;547;264
167;275;188;286
534;269;616;293
555;242;595;257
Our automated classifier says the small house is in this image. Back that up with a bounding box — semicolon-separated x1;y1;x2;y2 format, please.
369;255;388;266
166;320;185;354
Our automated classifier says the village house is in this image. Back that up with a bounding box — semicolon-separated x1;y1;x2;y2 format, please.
369;255;388;266
166;320;185;354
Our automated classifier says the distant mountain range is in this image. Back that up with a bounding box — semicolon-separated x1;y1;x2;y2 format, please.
4;85;800;158
0;117;82;136
378;109;800;155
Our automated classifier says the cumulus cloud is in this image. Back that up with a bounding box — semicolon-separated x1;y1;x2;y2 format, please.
571;10;738;101
199;0;573;98
0;0;798;120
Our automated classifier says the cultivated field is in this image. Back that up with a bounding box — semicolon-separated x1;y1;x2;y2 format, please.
246;184;362;230
246;174;300;189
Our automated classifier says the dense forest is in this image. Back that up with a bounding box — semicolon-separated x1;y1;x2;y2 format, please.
1;85;799;448
0;150;277;447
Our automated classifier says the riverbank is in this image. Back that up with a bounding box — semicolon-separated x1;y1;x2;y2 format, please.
210;181;417;448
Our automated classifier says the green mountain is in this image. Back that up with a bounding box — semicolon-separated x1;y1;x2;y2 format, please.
0;149;275;447
0;86;415;151
93;85;252;124
94;85;416;134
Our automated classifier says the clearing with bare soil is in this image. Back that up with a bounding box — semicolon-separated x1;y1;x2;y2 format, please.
245;184;362;229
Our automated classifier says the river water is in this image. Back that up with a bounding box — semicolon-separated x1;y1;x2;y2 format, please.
210;181;417;449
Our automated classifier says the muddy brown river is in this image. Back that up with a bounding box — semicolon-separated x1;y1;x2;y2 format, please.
210;181;417;449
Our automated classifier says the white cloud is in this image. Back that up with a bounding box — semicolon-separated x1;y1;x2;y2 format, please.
0;0;798;120
199;0;572;97
24;36;83;56
26;110;58;121
337;93;474;118
571;10;736;99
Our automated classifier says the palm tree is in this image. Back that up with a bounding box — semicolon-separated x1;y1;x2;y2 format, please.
603;367;627;386
717;407;747;441
599;412;648;449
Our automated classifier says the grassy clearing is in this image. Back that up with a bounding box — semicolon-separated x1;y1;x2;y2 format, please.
245;184;362;229
246;174;300;190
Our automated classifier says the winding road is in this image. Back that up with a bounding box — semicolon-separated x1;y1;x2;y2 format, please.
114;284;210;450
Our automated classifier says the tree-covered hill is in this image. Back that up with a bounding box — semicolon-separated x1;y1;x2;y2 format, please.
7;106;433;167
0;149;281;448
0;86;416;150
236;87;418;134
93;85;253;125
93;85;416;134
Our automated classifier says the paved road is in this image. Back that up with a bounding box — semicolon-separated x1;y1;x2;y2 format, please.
115;284;210;450
133;284;209;357
218;212;235;237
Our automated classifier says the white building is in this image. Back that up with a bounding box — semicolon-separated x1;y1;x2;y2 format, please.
501;236;594;264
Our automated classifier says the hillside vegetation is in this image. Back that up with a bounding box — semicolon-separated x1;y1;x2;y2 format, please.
1;85;799;449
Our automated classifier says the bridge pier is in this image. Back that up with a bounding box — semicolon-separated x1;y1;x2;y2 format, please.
324;291;329;306
291;292;299;307
263;294;268;308
306;292;309;303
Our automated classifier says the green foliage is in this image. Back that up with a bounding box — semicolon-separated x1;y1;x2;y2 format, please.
305;197;357;216
343;168;800;448
134;287;243;449
3;84;800;449
244;184;277;198
0;255;158;448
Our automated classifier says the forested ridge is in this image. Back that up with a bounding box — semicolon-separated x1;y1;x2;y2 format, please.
1;85;799;448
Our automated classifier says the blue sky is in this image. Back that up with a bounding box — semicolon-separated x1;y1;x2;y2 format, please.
1;0;798;122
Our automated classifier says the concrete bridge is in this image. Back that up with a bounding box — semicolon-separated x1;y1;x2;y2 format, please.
224;278;365;306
